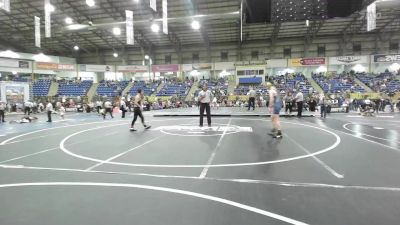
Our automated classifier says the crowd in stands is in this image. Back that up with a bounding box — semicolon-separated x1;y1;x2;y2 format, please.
312;72;365;93
156;78;193;97
129;80;159;96
96;80;129;97
356;72;400;93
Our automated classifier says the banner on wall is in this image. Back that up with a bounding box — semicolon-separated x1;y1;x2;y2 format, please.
152;64;179;72
0;82;30;104
367;2;376;32
0;0;10;12
150;0;156;11
214;62;235;70
0;58;31;69
80;64;113;72
266;59;287;68
36;62;75;70
126;10;134;45
34;16;41;48
117;65;148;72
192;63;212;70
374;54;400;63
162;0;168;34
44;0;51;38
289;57;326;67
329;56;369;65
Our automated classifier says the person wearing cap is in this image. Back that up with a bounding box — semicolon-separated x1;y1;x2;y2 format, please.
267;82;283;138
120;97;127;118
130;89;151;131
0;100;6;123
198;85;213;127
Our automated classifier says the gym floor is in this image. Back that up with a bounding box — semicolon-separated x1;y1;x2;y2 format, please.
0;109;399;225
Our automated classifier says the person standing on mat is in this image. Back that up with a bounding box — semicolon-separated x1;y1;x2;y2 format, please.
295;90;304;117
198;85;213;127
103;99;114;119
130;89;151;131
319;92;327;118
46;100;53;122
247;87;256;111
120;97;127;118
267;82;282;138
0;100;6;123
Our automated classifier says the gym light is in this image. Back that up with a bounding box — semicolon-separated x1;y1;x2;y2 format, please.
112;27;121;36
65;17;73;24
151;24;160;33
86;0;95;7
191;21;200;30
113;52;118;58
12;71;17;75
145;55;149;60
45;4;55;12
0;50;20;58
74;45;79;51
133;0;139;2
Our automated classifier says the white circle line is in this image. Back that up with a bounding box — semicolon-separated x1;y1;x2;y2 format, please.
59;118;341;168
343;123;400;145
0;182;308;225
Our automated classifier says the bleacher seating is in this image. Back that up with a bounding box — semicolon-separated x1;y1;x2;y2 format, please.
157;81;192;97
96;80;129;97
58;80;93;96
12;77;29;82
32;79;51;96
129;81;159;96
312;73;364;93
196;78;228;96
356;72;400;93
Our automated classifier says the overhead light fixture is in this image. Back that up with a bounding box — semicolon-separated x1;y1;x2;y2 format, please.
33;53;51;62
67;24;89;30
151;24;160;33
45;4;55;12
74;45;79;51
145;55;149;60
113;52;118;58
112;27;121;35
86;0;95;7
133;0;139;2
191;21;200;30
306;19;309;27
12;71;17;75
65;17;73;24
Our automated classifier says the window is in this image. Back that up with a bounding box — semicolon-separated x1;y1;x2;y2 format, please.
221;52;228;61
390;42;399;51
251;51;258;60
318;46;326;57
192;53;199;62
283;48;291;58
353;43;361;52
165;55;171;64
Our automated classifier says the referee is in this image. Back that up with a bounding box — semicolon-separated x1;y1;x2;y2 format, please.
198;85;213;127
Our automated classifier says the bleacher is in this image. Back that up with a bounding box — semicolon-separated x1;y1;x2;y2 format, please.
356;72;400;93
58;80;93;96
32;79;51;96
157;81;192;97
96;80;129;97
196;79;228;96
312;73;365;93
129;81;159;96
12;77;29;82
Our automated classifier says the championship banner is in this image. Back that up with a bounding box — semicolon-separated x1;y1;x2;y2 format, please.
34;16;41;48
126;10;134;45
117;65;148;72
36;62;58;70
152;64;179;72
44;0;51;38
374;54;400;63
79;64;113;72
289;57;326;67
162;0;168;34
329;56;369;65
150;0;156;11
0;0;10;12
367;2;376;32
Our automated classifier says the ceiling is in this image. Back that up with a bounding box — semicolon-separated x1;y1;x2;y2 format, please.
0;0;399;56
